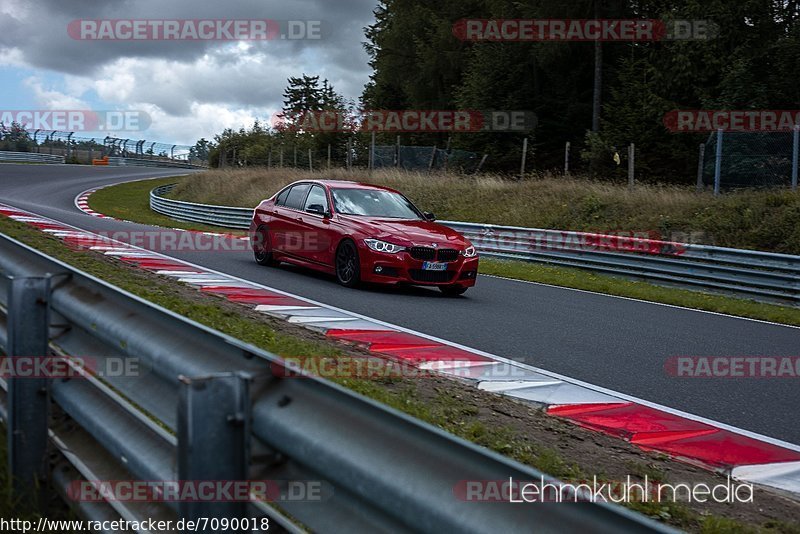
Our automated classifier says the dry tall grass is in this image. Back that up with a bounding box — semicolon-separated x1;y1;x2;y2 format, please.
170;168;800;254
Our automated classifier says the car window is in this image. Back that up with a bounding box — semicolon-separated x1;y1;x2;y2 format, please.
275;187;290;206
331;188;422;219
284;184;311;210
304;185;329;213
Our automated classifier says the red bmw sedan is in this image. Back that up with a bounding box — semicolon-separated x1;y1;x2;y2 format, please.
250;180;479;295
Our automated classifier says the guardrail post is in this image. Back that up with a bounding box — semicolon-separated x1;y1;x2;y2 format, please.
6;275;51;508
178;373;250;521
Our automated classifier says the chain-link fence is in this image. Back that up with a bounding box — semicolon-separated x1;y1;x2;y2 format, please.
221;141;483;174
0;126;203;166
701;131;800;190
374;145;481;172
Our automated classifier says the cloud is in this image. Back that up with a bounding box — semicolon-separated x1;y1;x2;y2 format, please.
0;0;376;143
24;77;90;109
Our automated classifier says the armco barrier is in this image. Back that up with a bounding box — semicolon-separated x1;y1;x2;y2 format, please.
149;184;800;305
108;156;205;169
0;229;669;532
0;150;65;164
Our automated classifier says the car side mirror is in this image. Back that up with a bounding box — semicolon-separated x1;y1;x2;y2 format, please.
307;204;332;218
423;212;436;221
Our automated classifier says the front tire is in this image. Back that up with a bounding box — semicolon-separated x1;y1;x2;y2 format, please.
440;285;468;297
253;225;278;266
335;240;361;288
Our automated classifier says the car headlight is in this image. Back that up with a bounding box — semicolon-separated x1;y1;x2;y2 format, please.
365;239;406;254
462;246;478;258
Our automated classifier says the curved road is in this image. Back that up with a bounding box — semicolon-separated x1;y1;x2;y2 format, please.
1;163;798;444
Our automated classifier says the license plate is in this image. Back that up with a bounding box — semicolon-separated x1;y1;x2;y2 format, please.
422;262;448;271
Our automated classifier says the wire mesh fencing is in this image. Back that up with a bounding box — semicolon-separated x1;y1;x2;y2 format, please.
0;127;200;165
702;131;800;190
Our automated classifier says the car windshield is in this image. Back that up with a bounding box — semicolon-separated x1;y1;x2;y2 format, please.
331;188;422;219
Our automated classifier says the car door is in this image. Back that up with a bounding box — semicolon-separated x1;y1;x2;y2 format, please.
299;185;336;265
271;183;311;255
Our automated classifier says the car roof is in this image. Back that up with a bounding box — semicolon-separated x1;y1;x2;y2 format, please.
288;179;401;194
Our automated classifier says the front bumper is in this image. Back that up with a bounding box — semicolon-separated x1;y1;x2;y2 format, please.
358;246;479;287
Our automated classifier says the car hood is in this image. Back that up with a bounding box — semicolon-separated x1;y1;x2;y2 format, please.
339;216;470;248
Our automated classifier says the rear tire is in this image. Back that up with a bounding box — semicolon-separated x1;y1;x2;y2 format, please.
439;285;468;297
335;240;361;288
253;225;278;266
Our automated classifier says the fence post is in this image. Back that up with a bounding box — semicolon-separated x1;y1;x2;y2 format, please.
7;275;51;508
346;138;352;171
696;143;706;192
293;145;297;168
520;137;528;179
369;131;376;174
444;136;452;174
792;126;799;192
395;136;401;168
564;142;570;176
428;145;437;172
327;144;331;171
475;154;488;174
178;373;250;521
309;148;313;172
714;129;723;196
627;143;635;190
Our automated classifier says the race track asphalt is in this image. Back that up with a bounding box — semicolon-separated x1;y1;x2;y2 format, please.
1;163;798;443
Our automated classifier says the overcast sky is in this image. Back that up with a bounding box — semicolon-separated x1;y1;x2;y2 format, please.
0;0;377;145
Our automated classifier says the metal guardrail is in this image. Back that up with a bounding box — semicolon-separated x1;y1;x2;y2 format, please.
149;185;800;305
151;184;254;227
0;232;667;532
0;151;65;164
108;157;205;169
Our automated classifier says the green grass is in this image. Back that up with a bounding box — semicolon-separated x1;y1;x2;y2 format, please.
87;176;245;234
479;258;800;326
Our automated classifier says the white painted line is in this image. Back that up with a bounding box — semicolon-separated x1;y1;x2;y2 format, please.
287;316;359;324
255;305;320;313
480;273;800;332
732;461;800;494
478;380;564;392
